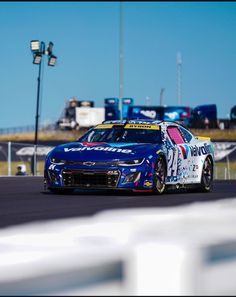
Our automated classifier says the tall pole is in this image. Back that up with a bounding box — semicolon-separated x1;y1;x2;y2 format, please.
146;96;150;106
33;41;45;176
33;57;42;176
177;52;182;106
119;1;124;121
35;59;42;147
30;40;57;176
160;88;165;106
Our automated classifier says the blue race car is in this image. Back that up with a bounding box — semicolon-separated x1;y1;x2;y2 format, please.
44;120;214;194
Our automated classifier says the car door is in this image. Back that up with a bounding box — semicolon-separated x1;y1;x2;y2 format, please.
166;126;190;184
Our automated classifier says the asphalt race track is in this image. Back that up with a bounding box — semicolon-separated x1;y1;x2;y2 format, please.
0;177;236;229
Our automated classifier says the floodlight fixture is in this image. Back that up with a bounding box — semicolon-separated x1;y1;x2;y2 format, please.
48;55;57;66
47;41;54;55
33;53;42;65
30;40;41;52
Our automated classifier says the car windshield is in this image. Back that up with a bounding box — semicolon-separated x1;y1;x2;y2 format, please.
78;126;162;144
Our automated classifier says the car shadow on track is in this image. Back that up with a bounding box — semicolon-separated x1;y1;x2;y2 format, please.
41;187;192;197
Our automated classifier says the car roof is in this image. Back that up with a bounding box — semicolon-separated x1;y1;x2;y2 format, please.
102;119;182;127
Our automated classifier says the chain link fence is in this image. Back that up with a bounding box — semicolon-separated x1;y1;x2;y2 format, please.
0;142;53;176
214;142;236;180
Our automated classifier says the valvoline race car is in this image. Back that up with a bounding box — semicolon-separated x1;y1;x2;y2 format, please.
44;120;214;194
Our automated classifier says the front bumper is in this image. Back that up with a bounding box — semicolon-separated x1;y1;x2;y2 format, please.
61;169;120;188
44;161;155;190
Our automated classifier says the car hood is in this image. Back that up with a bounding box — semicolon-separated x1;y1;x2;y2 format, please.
49;141;162;162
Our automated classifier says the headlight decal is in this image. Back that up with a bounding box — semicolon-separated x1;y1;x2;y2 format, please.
51;157;66;165
124;172;141;184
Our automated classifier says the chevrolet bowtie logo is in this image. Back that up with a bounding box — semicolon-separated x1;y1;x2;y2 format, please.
83;161;95;166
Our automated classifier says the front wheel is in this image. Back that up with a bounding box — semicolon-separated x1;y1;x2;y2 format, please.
153;156;167;194
199;156;213;192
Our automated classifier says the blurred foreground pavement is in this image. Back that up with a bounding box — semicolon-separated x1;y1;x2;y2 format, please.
1;198;236;295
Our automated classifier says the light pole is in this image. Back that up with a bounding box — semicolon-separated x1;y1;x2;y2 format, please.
146;96;151;106
177;51;182;106
119;1;124;121
160;88;165;106
30;40;57;176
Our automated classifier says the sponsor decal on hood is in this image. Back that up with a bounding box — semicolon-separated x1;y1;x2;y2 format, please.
57;142;161;158
64;146;133;154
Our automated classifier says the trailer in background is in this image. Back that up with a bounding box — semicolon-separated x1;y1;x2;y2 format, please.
57;98;96;130
189;104;218;129
104;97;134;121
75;107;105;129
230;105;236;129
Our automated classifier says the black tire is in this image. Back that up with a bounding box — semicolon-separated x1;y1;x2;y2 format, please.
49;188;74;194
153;156;167;194
199;156;213;192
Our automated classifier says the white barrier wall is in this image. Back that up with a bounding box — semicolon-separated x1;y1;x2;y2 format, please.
1;199;236;295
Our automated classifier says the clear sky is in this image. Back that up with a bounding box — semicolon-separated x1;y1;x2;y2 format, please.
0;1;236;128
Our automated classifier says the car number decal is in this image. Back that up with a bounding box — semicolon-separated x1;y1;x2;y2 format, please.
167;149;178;176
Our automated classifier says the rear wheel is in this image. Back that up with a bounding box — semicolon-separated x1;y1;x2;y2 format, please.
153;156;166;194
199;156;213;192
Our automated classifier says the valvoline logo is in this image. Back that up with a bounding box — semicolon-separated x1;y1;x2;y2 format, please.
179;144;189;159
64;142;134;154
